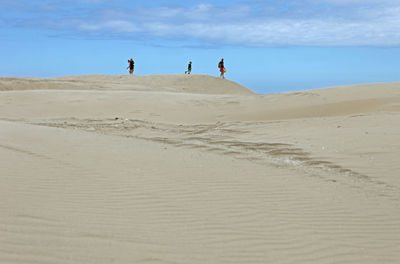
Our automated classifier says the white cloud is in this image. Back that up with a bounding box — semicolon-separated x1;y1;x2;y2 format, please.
4;1;400;46
78;20;139;33
136;17;400;46
70;3;400;46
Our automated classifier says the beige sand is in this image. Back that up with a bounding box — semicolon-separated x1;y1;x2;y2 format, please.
1;74;399;264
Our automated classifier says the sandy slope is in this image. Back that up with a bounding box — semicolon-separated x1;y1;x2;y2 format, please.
1;75;399;264
0;74;254;95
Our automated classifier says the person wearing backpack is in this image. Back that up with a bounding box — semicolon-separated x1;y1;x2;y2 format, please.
127;58;134;75
218;58;225;79
185;61;192;74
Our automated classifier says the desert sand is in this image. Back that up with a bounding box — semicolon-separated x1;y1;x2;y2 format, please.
1;74;399;264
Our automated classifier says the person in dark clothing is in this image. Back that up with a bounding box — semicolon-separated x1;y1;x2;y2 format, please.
185;61;192;74
127;58;134;75
218;58;225;79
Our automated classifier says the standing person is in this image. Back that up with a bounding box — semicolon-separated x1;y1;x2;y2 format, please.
218;58;225;79
185;61;192;74
127;58;134;75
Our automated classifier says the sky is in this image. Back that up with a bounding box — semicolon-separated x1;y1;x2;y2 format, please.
0;0;399;93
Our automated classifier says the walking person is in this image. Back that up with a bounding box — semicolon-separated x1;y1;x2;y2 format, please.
185;61;192;74
218;58;225;79
127;58;135;75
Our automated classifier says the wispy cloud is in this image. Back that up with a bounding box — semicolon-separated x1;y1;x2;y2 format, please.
2;0;400;46
77;20;139;33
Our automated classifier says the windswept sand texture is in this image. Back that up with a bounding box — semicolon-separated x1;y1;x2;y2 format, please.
1;74;400;264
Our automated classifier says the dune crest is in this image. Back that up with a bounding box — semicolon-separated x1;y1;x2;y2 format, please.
0;74;254;95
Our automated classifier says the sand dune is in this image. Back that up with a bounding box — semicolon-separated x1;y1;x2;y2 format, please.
0;74;254;95
1;75;400;264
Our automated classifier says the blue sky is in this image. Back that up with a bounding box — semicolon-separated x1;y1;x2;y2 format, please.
1;0;399;93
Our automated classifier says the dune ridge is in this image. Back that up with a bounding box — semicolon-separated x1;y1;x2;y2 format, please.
1;75;400;264
0;74;254;95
